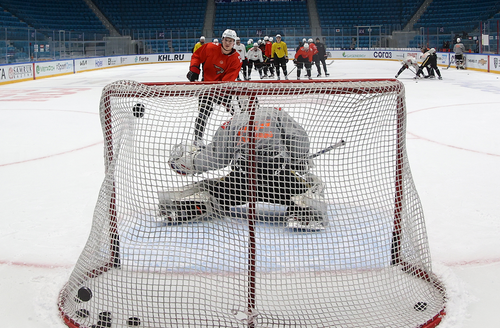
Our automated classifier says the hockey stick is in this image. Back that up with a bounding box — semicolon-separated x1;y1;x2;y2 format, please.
444;54;453;70
407;66;421;79
285;65;297;79
326;60;335;65
307;139;346;159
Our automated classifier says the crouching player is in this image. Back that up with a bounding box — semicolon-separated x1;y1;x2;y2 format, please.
395;56;419;78
160;99;329;231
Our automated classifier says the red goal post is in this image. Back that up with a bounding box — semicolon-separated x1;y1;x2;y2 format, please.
59;79;446;328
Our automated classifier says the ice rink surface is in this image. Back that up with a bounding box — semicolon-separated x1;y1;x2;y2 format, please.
1;59;499;327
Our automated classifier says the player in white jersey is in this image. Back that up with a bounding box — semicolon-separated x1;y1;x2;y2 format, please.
234;37;247;80
395;56;419;78
246;43;264;79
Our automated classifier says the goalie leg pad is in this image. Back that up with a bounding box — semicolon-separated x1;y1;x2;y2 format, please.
285;205;327;231
286;174;328;231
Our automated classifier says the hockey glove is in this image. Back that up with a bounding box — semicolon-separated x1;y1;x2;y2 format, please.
293;59;297;66
187;71;199;82
168;143;200;175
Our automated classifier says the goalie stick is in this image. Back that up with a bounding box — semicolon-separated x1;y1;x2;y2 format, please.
162;140;346;197
444;59;452;70
159;140;346;218
307;139;346;159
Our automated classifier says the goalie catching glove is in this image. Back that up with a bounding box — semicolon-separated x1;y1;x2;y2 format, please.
169;143;201;175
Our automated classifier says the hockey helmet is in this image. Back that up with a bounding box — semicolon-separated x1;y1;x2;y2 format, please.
222;29;237;40
253;43;259;47
276;34;282;38
213;39;218;43
269;37;273;42
264;36;269;41
200;36;205;41
429;48;436;54
308;38;314;43
457;38;461;42
303;43;309;50
235;37;240;42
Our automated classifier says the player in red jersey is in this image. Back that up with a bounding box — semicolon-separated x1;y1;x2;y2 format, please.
187;29;242;82
264;36;275;78
294;42;314;80
186;29;243;144
307;38;320;77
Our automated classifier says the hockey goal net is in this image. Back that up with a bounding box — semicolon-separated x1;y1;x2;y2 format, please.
59;79;446;328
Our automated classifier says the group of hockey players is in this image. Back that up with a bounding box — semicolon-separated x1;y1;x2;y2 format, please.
233;34;292;80
396;47;442;80
193;31;467;82
197;34;330;81
395;38;466;80
294;38;330;80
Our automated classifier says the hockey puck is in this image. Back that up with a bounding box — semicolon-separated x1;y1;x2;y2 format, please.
76;287;93;302
75;309;90;318
128;317;141;326
414;301;428;311
99;311;112;322
132;103;145;118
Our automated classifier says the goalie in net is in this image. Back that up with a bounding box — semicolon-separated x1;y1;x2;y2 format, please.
161;97;329;231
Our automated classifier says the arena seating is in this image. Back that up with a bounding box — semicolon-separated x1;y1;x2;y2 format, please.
213;0;310;47
1;0;499;57
0;0;107;33
316;0;425;48
413;0;500;34
92;0;205;32
316;0;423;28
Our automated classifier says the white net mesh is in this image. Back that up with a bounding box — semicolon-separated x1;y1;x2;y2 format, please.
59;80;446;328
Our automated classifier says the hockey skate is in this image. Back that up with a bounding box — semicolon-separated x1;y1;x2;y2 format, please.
159;200;210;225
286;205;326;231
